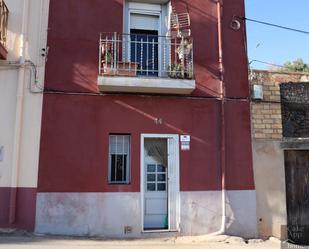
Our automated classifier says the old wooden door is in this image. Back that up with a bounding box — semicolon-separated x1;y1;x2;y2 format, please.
285;150;309;245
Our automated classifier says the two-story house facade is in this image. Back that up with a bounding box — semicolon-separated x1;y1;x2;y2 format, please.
1;0;257;238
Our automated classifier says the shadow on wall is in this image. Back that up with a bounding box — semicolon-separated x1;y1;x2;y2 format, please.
115;100;208;145
225;191;258;239
174;0;222;96
180;192;222;235
45;0;222;96
180;191;257;238
45;0;124;93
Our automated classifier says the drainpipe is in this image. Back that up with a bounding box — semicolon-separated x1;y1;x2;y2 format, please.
208;0;226;236
218;0;227;235
9;0;29;224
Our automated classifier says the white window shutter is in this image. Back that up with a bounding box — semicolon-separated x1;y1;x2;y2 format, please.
109;135;130;154
130;13;159;31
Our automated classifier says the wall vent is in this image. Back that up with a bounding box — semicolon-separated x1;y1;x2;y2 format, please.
124;226;132;234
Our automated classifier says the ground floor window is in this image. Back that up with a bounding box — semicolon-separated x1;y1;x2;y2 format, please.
108;134;131;184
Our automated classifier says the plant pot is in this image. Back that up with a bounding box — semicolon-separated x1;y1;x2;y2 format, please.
103;62;138;77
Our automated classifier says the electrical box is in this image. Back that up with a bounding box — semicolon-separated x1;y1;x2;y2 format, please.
252;84;263;100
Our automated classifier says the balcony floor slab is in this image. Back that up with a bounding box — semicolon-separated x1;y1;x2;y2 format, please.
98;76;195;95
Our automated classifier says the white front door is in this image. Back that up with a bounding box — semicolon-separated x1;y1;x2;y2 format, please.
144;138;168;230
141;135;180;232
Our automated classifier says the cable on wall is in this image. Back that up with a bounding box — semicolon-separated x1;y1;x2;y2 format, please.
237;16;309;35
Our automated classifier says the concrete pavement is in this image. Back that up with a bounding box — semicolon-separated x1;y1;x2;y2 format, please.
0;234;283;249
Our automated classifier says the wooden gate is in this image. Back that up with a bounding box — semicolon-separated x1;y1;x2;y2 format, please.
285;150;309;245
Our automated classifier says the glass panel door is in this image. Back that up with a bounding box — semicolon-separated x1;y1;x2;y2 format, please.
144;138;168;230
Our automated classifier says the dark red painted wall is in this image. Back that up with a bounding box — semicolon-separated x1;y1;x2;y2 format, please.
38;0;254;193
225;100;254;190
0;188;37;231
45;0;123;93
45;0;249;98
222;0;249;98
171;0;221;96
38;94;253;192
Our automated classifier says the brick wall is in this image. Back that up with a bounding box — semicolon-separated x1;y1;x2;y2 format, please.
249;70;309;140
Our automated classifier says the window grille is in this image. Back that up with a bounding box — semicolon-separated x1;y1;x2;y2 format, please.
281;83;309;138
108;135;131;183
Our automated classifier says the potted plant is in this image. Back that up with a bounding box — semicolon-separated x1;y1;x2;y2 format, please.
115;61;139;77
102;51;138;77
168;63;184;79
102;51;113;75
168;63;193;79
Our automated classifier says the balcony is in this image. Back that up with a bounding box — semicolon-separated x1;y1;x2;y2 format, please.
0;0;8;59
98;32;195;95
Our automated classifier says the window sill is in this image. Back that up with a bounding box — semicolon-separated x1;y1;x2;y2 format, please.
98;75;196;95
108;182;131;185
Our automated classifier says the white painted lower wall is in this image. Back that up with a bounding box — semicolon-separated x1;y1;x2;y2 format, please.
180;191;257;238
36;192;142;237
35;190;257;238
225;190;258;238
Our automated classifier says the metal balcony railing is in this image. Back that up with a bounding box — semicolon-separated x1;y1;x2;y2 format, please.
0;0;8;48
99;32;194;79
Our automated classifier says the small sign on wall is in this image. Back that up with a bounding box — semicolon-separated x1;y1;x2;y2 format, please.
180;135;190;151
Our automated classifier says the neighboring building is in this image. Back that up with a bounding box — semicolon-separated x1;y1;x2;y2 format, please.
1;0;257;238
0;0;49;230
250;69;309;242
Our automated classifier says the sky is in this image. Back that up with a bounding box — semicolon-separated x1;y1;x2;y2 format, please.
245;0;309;70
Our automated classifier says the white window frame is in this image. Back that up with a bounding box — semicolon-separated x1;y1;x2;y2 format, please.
124;1;171;77
108;134;131;184
126;2;163;34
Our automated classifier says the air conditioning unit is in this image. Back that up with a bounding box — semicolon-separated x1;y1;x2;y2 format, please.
252;84;263;100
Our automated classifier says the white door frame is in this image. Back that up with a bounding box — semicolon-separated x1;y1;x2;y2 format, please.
125;2;168;77
140;134;180;232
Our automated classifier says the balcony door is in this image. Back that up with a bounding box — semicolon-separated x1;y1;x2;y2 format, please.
126;1;168;77
130;29;159;77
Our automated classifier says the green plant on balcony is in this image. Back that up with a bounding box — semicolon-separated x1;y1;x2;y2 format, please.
168;63;183;79
168;63;193;79
102;50;138;77
103;51;112;63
